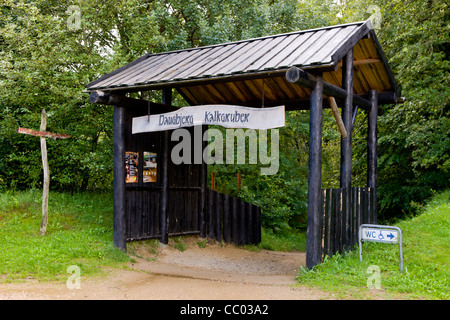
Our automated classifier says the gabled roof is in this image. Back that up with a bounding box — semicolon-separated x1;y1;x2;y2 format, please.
86;20;400;107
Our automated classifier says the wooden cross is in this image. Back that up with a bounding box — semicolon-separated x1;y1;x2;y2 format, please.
18;109;71;235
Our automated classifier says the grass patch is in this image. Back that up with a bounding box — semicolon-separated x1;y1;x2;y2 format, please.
296;189;450;300
0;189;131;282
259;227;307;252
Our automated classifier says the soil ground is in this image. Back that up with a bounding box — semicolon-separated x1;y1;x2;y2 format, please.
0;237;331;300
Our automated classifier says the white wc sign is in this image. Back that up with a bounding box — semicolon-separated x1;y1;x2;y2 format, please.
359;224;404;272
361;227;399;244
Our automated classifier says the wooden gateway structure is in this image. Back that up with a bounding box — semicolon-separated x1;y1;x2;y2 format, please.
86;20;400;269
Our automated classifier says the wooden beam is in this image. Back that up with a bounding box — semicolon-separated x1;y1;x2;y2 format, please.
286;67;372;110
337;58;380;68
306;73;324;270
113;104;127;251
328;97;347;139
90;90;179;113
18;127;71;140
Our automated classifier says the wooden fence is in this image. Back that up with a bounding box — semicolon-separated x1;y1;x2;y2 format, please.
321;187;376;261
125;187;261;245
206;189;261;245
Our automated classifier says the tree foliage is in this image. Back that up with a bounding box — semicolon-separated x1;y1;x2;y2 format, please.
0;0;448;230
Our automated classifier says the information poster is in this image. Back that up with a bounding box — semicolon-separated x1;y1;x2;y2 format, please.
126;151;139;183
143;152;157;183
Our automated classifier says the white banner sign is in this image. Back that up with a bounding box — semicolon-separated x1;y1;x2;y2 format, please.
132;105;285;134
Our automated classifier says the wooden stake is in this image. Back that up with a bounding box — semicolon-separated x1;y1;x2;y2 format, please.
18;109;71;236
40;109;49;235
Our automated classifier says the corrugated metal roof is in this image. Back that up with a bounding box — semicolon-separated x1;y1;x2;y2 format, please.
86;20;399;106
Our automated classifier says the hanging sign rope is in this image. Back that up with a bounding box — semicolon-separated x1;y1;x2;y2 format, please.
132;105;285;134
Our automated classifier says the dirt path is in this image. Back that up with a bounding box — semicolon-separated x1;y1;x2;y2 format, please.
0;238;331;300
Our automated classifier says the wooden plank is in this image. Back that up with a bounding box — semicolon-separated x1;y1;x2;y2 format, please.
232;197;239;244
215;191;223;242
322;189;330;258
239;199;246;245
247;202;253;244
343;187;351;251
329;188;337;256
207;189;215;239
362;187;368;224
18;127;71;140
136;191;143;238
334;188;342;253
223;194;231;244
350;187;356;249
255;206;262;245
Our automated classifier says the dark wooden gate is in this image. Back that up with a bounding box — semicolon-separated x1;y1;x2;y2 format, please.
321;187;376;260
125;188;261;244
206;189;261;245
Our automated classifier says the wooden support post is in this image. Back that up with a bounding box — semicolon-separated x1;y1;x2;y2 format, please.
160;88;172;245
306;74;324;270
200;126;207;238
368;90;378;224
340;49;353;189
113;105;127;251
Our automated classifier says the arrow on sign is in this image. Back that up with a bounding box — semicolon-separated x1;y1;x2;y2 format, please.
387;233;395;240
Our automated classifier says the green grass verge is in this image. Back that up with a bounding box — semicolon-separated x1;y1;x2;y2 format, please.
296;189;450;300
0;190;131;282
258;228;307;252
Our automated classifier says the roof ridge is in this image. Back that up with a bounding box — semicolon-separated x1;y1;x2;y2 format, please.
144;20;369;58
